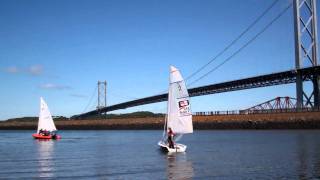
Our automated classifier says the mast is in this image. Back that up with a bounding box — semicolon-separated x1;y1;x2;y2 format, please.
162;114;168;139
162;73;171;139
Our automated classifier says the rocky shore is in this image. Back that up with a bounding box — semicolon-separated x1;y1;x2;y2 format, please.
1;111;320;130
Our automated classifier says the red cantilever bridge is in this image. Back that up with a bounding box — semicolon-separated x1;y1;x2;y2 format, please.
74;66;320;119
194;96;320;116
245;97;297;111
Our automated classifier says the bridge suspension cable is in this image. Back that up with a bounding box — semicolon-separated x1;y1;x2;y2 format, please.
187;1;293;87
108;89;138;101
130;0;283;100
110;0;285;101
185;0;281;82
82;85;98;113
80;1;292;115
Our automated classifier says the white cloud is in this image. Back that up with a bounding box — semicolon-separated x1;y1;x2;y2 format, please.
28;65;43;75
4;65;44;76
40;83;71;90
4;66;19;73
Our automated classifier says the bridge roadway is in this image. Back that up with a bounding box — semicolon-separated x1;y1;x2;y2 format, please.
74;66;320;119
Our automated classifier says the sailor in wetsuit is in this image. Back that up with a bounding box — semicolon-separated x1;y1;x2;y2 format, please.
167;127;175;148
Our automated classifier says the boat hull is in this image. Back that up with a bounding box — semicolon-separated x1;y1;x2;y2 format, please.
158;141;187;153
32;133;61;140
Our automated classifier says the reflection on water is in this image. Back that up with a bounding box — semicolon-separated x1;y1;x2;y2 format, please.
166;153;194;179
297;133;320;179
2;130;320;179
314;140;320;179
35;140;55;178
297;134;308;179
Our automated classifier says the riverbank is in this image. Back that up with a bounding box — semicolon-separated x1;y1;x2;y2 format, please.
1;111;320;130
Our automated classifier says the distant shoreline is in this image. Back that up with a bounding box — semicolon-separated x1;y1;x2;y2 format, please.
1;111;320;130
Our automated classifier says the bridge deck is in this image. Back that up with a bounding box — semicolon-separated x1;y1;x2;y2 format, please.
74;66;320;119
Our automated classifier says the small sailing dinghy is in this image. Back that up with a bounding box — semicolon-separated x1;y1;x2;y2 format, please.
32;97;61;140
158;66;193;153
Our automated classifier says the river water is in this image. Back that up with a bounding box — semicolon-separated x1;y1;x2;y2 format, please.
0;130;320;179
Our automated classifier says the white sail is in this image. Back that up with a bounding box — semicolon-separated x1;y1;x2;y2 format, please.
167;66;193;134
37;97;57;133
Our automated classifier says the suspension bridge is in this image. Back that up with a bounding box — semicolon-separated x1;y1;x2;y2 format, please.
74;0;320;119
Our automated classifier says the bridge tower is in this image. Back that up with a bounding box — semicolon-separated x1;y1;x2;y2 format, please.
97;81;107;113
293;0;319;108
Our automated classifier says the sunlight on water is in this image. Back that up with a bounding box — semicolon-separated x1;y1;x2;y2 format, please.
166;153;194;179
36;140;55;178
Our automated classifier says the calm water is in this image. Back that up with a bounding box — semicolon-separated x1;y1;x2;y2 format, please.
0;130;320;179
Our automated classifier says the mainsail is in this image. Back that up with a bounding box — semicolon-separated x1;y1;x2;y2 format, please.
37;97;57;133
167;66;193;134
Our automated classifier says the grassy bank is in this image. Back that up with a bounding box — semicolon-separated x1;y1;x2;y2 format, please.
1;111;320;130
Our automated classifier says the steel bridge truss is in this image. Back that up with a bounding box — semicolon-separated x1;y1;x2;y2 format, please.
245;97;296;111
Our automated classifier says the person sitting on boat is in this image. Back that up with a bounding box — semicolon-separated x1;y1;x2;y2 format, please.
39;129;44;135
51;131;58;139
167;127;175;149
43;129;50;136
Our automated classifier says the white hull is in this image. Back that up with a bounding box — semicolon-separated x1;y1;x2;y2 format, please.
158;141;187;153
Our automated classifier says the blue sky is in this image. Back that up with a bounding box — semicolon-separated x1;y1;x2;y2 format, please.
0;0;319;120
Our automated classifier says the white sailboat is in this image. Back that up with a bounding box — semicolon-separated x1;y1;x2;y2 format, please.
32;97;61;139
158;66;193;153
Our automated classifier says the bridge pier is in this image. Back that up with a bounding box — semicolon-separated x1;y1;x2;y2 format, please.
313;76;320;107
295;73;303;108
293;0;319;108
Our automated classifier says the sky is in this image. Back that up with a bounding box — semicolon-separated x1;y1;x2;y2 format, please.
0;0;319;120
